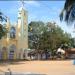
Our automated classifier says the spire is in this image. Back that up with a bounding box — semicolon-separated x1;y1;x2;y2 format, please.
19;0;25;11
21;0;25;8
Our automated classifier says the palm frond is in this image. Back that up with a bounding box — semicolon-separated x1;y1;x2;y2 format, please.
60;0;75;24
60;9;64;21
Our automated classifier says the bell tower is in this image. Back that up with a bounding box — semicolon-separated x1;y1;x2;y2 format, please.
17;0;28;50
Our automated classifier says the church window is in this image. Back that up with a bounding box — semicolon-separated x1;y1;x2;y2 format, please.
10;27;16;39
18;17;21;19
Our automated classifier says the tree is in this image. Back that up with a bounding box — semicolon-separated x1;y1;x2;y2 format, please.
60;0;75;24
70;38;75;48
45;22;72;59
0;11;7;39
28;21;45;50
28;21;72;59
0;24;7;39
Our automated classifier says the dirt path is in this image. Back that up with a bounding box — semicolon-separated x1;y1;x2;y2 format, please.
0;60;75;75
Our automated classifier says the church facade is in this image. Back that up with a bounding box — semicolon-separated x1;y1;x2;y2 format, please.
0;5;28;60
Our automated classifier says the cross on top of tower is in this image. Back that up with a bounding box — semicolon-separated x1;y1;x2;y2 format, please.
21;0;25;8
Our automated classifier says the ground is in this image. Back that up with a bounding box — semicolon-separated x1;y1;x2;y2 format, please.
0;60;75;75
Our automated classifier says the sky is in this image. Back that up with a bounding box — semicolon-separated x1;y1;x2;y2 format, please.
0;1;75;37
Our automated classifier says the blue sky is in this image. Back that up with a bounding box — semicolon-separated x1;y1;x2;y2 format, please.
0;1;75;37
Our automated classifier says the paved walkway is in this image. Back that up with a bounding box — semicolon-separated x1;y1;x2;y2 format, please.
0;60;75;75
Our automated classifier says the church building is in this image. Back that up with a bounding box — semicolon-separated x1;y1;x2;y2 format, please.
0;2;28;60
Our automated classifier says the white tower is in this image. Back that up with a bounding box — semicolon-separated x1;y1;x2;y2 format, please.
17;1;28;50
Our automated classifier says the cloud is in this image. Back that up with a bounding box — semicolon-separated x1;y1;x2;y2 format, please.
25;1;40;6
18;1;40;7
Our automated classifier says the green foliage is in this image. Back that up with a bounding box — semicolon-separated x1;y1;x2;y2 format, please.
0;24;7;39
70;38;75;48
60;0;75;24
28;21;72;53
0;11;7;39
28;21;45;49
0;11;7;22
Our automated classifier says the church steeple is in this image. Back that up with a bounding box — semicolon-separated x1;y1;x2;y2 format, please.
19;0;25;10
21;0;24;8
17;0;28;49
18;0;26;14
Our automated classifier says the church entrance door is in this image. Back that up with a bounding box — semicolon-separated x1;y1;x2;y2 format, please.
9;44;16;60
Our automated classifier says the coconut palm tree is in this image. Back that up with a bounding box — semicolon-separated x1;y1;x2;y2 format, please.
60;0;75;24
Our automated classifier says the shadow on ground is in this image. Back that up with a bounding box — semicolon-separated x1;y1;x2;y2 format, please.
0;60;27;66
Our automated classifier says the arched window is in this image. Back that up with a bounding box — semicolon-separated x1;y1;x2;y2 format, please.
10;26;16;39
